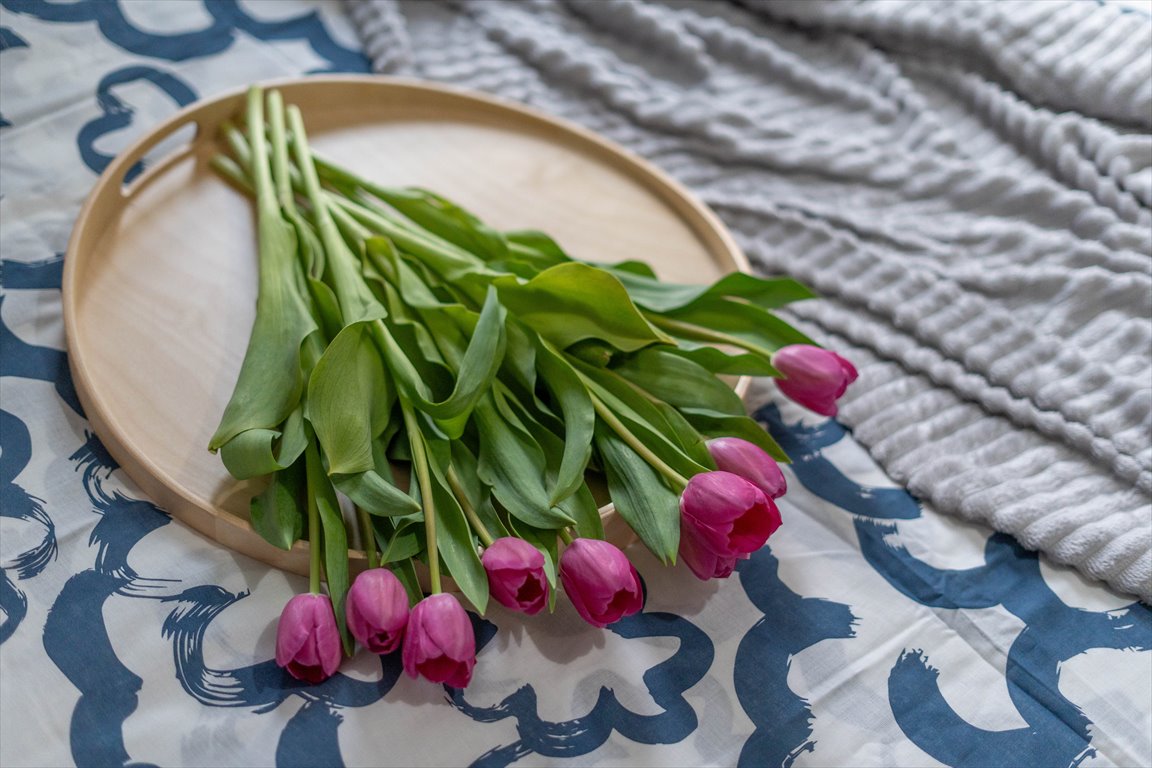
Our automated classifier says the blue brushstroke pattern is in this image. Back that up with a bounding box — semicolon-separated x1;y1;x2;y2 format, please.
41;434;407;765
204;0;369;74
159;581;403;710
76;65;198;182
276;700;346;768
0;571;28;645
756;403;1152;767
455;610;713;768
43;437;170;767
0;25;28;50
0;26;29;127
0;408;57;644
734;548;857;767
0;0;368;71
0;410;57;580
1;255;64;291
1;0;233;60
0;293;83;415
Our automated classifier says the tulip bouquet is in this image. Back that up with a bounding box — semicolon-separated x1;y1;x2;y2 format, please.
211;87;856;687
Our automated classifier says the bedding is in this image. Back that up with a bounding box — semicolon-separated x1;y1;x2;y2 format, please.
0;2;1149;766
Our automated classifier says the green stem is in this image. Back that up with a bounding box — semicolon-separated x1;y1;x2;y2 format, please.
588;390;689;491
329;201;374;246
559;528;575;546
647;313;776;361
357;505;378;570
209;155;253;194
330;196;491;308
266;90;294;211
403;404;441;594
245;87;275;215
447;467;494;548
286;105;339;249
220;119;252;174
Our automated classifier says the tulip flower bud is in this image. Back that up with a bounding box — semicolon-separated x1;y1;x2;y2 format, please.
680;471;781;560
706;437;787;499
275;593;342;683
482;537;549;615
559;538;643;628
345;568;410;654
402;593;476;688
771;344;858;417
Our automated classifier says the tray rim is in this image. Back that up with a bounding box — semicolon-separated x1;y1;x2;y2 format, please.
62;74;752;577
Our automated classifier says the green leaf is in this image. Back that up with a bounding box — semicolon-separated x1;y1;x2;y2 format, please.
680;408;791;463
475;390;575;530
306;440;352;654
370;287;507;440
662;298;815;354
390;557;423;607
449;441;511;542
248;458;306;550
371;186;509;262
493;263;671;353
218;402;308;481
307;325;419;516
307;322;393;475
373;514;423;564
422;432;490;614
306;276;343;344
500;388;603;540
505;230;571;270
667;344;780;376
612;269;817;314
571;358;712;480
602;259;656;278
424;287;507;434
613;347;745;416
500;318;538;400
208;213;316;452
336;196;501;304
595;426;680;563
535;339;595;506
332;435;420;517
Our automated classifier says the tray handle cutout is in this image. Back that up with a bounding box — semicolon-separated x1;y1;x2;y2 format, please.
117;116;201;198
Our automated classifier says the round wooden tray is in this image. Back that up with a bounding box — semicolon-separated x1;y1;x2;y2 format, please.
63;76;749;577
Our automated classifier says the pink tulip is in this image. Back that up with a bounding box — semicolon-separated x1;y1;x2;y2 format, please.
559;538;643;628
706;437;787;499
771;344;858;416
680;471;781;560
275;593;342;683
678;525;743;580
345;568;410;654
402;593;476;688
482;537;549;615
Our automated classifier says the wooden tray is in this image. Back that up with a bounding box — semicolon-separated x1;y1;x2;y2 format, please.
63;76;750;577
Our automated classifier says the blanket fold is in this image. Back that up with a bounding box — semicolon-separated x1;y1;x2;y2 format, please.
349;0;1152;601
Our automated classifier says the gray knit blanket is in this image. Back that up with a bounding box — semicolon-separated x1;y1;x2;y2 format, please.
348;0;1152;602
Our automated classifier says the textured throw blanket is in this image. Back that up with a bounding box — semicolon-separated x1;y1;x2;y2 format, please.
349;0;1152;601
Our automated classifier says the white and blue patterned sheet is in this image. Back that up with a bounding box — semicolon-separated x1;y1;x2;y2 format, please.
0;2;1149;766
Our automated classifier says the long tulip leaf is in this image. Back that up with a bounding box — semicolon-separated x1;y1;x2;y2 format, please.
475;391;575;530
613;347;745;416
595;426;680;564
248;457;306;551
493;263;671;353
680;408;791;463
